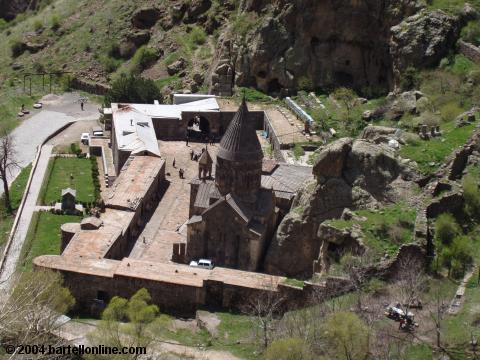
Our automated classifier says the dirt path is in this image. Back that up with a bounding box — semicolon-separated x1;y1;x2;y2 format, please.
58;320;242;360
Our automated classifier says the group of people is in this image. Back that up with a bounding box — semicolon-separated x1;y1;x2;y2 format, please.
172;158;185;179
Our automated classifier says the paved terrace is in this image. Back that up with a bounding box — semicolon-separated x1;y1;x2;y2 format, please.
217;99;322;147
129;140;221;262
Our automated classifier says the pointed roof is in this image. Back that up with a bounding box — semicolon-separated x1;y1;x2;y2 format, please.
198;149;213;165
217;98;263;162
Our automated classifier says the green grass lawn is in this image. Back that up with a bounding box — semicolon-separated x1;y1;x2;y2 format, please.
325;203;417;259
400;121;478;175
0;164;32;248
39;157;95;205
147;311;257;359
19;211;81;271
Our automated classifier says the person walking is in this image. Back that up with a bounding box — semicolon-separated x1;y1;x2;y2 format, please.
172;158;176;168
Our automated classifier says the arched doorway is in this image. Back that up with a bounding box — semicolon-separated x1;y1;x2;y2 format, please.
188;115;211;140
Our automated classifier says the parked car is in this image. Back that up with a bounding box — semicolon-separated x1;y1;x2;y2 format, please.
189;259;214;270
80;133;90;145
92;127;104;137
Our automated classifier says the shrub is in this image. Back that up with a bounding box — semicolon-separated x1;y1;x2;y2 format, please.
105;74;162;106
435;213;460;246
131;46;159;73
33;19;43;32
400;67;420;91
10;40;25;58
50;15;61;31
266;338;312;360
293;144;305;160
461;20;480;46
107;42;121;59
298;76;314;92
440;102;464;123
239;87;271;102
189;26;206;45
463;175;480;220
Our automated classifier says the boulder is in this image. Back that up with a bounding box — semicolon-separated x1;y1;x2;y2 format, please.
361;125;398;141
343;140;400;195
167;58;187;75
132;7;162;29
126;30;151;47
391;10;460;83
313;138;353;179
184;0;212;23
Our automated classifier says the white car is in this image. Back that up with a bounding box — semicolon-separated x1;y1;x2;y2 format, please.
92;127;104;137
80;133;90;145
189;259;214;270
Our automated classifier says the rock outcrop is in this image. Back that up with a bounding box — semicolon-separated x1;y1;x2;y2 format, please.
390;10;460;88
264;138;411;278
0;0;36;20
212;0;425;96
209;1;462;96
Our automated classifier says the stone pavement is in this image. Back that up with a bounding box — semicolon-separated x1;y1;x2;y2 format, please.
129;141;219;261
0;145;53;292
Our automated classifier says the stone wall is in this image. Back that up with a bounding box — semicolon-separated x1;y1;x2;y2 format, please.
458;40;480;64
71;78;110;96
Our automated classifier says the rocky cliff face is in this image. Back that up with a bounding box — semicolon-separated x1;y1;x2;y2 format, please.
0;0;36;20
221;0;424;96
209;0;465;96
263;137;417;278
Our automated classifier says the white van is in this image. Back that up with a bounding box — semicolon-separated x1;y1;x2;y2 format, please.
92;127;104;137
189;259;214;270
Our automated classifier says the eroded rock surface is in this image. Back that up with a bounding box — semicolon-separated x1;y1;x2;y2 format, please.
264;138;412;278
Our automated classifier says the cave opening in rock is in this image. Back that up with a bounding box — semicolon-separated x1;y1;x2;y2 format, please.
334;71;353;87
257;70;267;79
267;78;282;94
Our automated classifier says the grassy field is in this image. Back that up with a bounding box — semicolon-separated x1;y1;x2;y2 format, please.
400;121;478;175
38;157;95;205
18;211;81;271
145;311;258;359
325;203;417;259
0;164;32;248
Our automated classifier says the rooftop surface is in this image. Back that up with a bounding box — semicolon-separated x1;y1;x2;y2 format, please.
34;255;284;290
105;156;165;210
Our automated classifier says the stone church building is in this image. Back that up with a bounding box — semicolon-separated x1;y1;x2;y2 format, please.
187;99;278;272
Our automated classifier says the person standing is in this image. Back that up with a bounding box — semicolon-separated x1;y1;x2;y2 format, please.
80;100;84;111
172;158;176;168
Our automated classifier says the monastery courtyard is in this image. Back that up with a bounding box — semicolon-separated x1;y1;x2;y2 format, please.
129;140;221;263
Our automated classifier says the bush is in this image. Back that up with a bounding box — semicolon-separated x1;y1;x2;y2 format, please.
266;338;312;360
10;40;25;58
131;46;159;73
293;144;305;160
50;14;61;31
105;74;162;105
33;19;43;32
435;213;460;246
107;42;121;59
463;175;480;219
461;20;480;46
189;26;207;45
400;67;420;91
298;76;314;92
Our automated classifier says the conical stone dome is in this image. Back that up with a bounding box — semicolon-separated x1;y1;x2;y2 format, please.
217;98;263;162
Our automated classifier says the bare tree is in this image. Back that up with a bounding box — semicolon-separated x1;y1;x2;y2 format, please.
244;277;284;349
0;128;20;214
0;270;75;359
393;256;427;318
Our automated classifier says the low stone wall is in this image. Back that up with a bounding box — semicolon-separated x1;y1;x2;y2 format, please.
458;40;480;64
71;78;110;96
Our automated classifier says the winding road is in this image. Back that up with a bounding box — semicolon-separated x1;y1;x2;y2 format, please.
0;93;99;292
